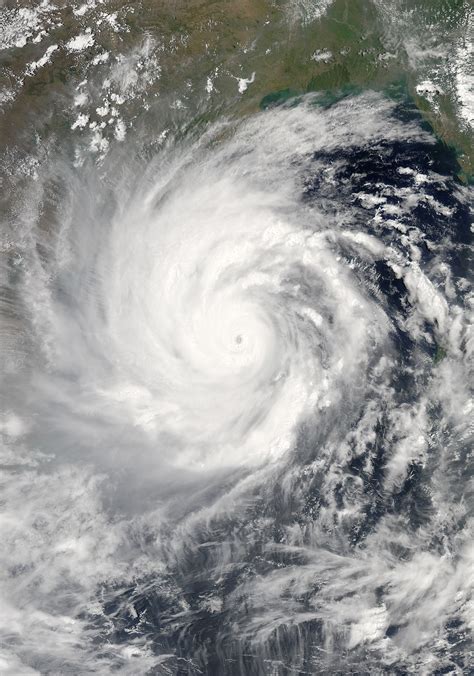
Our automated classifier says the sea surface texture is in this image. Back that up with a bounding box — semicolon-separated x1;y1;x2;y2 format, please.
0;1;473;674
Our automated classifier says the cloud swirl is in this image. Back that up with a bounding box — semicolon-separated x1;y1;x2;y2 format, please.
1;93;472;673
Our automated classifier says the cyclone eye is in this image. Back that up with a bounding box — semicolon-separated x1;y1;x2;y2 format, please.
235;334;243;345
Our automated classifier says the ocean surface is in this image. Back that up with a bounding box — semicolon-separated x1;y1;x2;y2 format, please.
0;2;473;674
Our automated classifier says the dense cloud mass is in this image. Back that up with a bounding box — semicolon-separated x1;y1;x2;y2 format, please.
0;92;472;674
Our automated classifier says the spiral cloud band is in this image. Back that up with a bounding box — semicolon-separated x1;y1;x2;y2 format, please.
1;93;472;673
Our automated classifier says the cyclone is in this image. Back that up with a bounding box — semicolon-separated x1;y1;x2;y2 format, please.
46;96;393;472
1;92;472;674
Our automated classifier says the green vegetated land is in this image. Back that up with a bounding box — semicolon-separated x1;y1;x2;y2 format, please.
138;0;472;179
1;0;471;179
